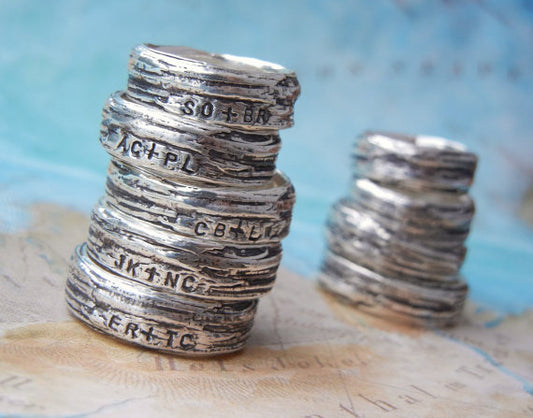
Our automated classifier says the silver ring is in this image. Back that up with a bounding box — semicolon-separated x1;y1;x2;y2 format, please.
331;197;467;255
88;204;283;271
352;178;475;231
353;131;478;192
66;289;254;355
129;44;300;101
103;160;295;244
325;228;464;283
320;250;468;306
325;202;466;281
319;251;467;327
338;197;469;250
127;87;295;131
127;44;300;130
84;235;277;301
101;92;282;186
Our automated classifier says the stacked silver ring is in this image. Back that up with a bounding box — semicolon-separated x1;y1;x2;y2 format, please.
319;131;477;327
65;44;300;355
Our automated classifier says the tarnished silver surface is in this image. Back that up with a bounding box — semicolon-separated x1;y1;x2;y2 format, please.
319;251;467;326
321;251;468;304
66;246;256;355
66;43;299;355
86;206;281;300
320;132;477;327
326;199;467;281
354;131;478;192
101;91;282;186
318;278;464;328
352;178;475;231
103;160;295;244
89;204;283;269
127;44;300;130
340;197;470;251
129;44;300;101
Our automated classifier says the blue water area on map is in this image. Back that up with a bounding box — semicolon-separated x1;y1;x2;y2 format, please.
0;0;532;314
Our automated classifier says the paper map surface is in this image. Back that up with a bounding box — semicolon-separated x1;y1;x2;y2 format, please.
1;205;531;417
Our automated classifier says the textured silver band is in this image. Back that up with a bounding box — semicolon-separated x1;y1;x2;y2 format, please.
351;178;475;231
128;44;300;100
88;204;283;271
319;278;465;327
103;160;294;244
101;92;281;186
320;251;467;307
325;231;464;282
127;44;300;131
84;233;277;301
327;199;467;275
353;131;478;192
127;86;295;131
319;251;467;327
337;198;469;250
